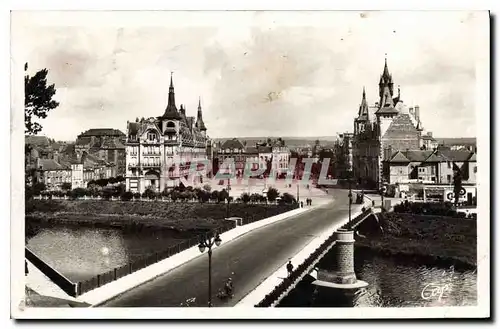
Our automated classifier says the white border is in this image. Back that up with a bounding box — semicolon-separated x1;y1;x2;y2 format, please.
6;1;493;322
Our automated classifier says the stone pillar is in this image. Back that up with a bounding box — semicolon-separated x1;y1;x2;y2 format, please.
331;229;356;284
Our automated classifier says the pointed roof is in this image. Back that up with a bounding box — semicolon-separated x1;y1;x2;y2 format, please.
389;151;410;163
357;87;370;121
160;72;181;120
196;97;207;131
376;86;398;115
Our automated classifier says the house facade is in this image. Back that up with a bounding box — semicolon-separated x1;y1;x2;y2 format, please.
125;74;209;193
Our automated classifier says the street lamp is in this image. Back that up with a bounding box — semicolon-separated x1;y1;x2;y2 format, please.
198;231;222;307
348;171;353;224
226;178;231;218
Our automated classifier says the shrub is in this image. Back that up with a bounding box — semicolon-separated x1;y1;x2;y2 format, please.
203;184;212;193
61;182;72;191
218;189;229;203
121;191;134;201
241;192;251;204
70;187;88;199
142;188;157;200
267;187;280;202
281;192;296;204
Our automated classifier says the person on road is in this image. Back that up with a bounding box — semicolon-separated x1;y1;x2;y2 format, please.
286;260;294;276
224;277;233;297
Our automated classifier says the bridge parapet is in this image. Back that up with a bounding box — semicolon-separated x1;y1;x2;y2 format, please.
254;208;373;307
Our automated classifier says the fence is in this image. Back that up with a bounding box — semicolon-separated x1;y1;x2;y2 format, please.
25;247;78;297
254;208;373;307
75;203;299;296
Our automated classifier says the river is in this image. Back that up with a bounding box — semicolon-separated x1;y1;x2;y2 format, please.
26;225;187;282
278;248;477;307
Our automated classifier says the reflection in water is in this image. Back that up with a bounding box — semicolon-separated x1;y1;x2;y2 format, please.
27;226;184;282
279;248;477;307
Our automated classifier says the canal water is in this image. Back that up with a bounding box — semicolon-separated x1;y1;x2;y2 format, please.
278;248;477;307
27;225;187;282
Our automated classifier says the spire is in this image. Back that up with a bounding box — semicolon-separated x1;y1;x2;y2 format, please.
379;55;394;104
196;97;207;131
161;71;181;120
358;86;369;118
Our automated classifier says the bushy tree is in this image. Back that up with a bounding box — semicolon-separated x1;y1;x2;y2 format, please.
24;63;60;135
281;192;296;204
70;187;88;199
218;189;229;203
267;187;280;202
240;192;251;204
203;184;212;193
210;190;220;202
61;182;72;191
121;191;134;201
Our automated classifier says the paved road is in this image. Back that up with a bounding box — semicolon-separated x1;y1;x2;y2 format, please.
101;189;359;307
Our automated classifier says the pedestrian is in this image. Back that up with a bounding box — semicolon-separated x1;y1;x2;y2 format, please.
25;260;28;276
300;201;304;208
286;260;294;276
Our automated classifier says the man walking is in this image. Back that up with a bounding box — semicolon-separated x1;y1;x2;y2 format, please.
286;260;294;276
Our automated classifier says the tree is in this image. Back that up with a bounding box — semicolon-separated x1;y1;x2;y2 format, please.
281;192;296;204
267;187;280;202
24;63;60;135
240;192;251;204
203;184;212;193
61;182;72;191
453;164;463;207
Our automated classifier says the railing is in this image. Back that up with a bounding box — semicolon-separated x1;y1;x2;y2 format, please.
254;208;372;307
26;247;78;297
74;203;299;296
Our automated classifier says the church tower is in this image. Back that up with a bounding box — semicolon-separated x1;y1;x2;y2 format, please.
196;97;207;137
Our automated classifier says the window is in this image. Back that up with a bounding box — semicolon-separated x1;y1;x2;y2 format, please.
474;166;477;173
447;174;451;183
418;167;426;173
148;132;157;141
447;161;451;169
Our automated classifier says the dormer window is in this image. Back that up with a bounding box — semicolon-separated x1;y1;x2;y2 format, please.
148;132;158;142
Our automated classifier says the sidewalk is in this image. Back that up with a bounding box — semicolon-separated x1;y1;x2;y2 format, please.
81;199;332;306
236;204;368;307
24;260;88;307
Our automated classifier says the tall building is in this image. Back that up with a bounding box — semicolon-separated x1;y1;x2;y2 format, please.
333;132;353;179
125;74;209;193
352;58;423;188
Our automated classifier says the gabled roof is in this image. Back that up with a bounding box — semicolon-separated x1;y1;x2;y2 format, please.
439;150;475;162
38;159;70;171
389;151;410;163
220;138;245;150
403;150;434;162
25;136;50;147
244;146;259;154
79;128;125;137
76;137;92;146
469;153;477;161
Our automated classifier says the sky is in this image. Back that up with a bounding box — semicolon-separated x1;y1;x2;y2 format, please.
12;11;487;141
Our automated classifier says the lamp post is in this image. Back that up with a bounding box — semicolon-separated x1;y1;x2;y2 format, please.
198;231;222;307
226;178;231;218
348;171;353;224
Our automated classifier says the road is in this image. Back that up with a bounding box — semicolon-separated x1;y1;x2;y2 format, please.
101;189;359;307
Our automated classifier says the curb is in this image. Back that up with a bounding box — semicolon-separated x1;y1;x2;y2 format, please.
83;199;333;307
236;206;366;307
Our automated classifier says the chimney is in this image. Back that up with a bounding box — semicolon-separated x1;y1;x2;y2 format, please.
427;132;432;137
409;107;414;115
414;105;420;122
375;102;379;108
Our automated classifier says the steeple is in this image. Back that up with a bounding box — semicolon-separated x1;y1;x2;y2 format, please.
358;86;369;119
196;97;207;132
378;55;394;106
161;72;181;120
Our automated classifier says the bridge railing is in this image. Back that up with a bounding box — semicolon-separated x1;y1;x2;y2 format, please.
254;208;373;307
76;204;300;296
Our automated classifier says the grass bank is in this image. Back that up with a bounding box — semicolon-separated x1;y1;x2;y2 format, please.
26;199;297;232
356;212;476;269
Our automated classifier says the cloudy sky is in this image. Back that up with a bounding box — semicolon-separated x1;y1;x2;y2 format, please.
12;11;487;141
